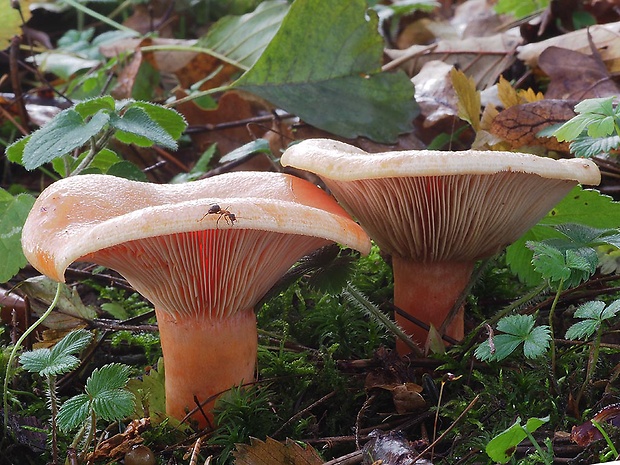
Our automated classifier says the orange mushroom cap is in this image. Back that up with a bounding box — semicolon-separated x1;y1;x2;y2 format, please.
21;171;371;425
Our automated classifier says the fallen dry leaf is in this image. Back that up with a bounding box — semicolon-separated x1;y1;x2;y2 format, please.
387;32;522;89
87;418;150;462
517;20;620;73
539;46;620;100
234;437;323;465
412;61;458;127
489;99;577;151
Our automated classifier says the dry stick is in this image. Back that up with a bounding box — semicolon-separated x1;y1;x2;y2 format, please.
272;391;336;439
414;394;481;462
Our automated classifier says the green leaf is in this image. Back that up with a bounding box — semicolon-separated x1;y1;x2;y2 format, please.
0;190;35;283
86;363;132;395
57;393;91;432
20;329;92;377
565;299;620;340
523;325;551;359
506;186;620;285
128;101;187;141
127;358;169;424
199;0;289;68
219;138;271;163
475;315;550;362
486;416;549;463
74;96;116;118
20;109;110;170
570;134;620;158
85;363;135;421
110;107;178;149
5;136;28;165
234;0;417;143
51;329;93;359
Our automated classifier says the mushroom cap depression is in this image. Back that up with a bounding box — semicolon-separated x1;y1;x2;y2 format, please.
22;171;371;320
280;138;601;263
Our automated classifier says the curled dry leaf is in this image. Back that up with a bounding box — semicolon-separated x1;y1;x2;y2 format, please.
412;61;458;127
86;418;150;462
571;403;620;447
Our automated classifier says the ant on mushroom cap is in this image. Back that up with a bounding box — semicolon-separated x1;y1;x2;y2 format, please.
199;204;237;227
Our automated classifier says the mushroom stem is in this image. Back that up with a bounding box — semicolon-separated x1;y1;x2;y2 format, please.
156;308;257;428
392;258;474;353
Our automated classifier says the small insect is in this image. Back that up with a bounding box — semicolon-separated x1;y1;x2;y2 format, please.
199;204;237;227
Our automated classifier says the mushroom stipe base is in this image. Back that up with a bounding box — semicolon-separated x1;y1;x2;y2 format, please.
156;309;258;428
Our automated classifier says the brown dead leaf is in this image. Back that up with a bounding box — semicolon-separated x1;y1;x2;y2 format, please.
517;20;620;74
86;418;150;462
111;46;148;100
391;383;427;414
539;46;620;100
489;99;577;151
234;437;323;465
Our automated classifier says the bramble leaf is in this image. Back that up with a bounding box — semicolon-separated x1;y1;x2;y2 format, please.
110;107;178;149
21;109;110;170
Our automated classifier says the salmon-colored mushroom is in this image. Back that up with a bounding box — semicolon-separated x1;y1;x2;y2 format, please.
21;172;370;427
281;138;601;353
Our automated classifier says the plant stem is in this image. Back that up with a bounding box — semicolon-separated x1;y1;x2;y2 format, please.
3;283;62;441
48;375;59;465
548;279;564;395
60;0;139;35
522;428;552;465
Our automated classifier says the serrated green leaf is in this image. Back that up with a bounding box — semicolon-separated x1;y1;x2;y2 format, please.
74;96;115;118
554;115;593;142
199;0;289;68
20;109;110;170
5;136;29;165
565;319;599;340
234;0;416;143
602;299;620;319
587;115;615;138
570;134;620;158
506;187;620;285
489;333;523;360
0;190;35;283
110;107;178;149
51;329;92;359
129;101;187;141
19;348;54;374
496;314;535;336
528;241;571;283
574;300;606;319
86;363;131;395
92;389;135;421
522;325;551;359
58;393;91;432
127;358;168;424
574;96;615;115
20;329;92;377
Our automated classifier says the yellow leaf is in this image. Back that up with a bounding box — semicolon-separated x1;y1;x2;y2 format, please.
450;67;480;131
517;87;544;103
0;2;33;48
497;75;520;109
